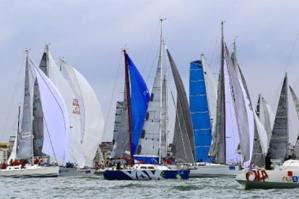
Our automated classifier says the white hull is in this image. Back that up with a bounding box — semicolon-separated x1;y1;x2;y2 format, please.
236;160;299;189
0;165;59;177
59;167;95;177
189;164;239;178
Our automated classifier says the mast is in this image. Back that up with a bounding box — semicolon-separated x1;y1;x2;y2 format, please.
124;50;134;165
220;21;226;163
158;18;165;164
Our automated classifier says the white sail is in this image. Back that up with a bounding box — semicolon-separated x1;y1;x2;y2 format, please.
41;47;85;167
201;54;217;157
201;55;217;134
257;95;275;146
32;64;70;165
72;68;104;167
137;49;162;158
223;54;241;165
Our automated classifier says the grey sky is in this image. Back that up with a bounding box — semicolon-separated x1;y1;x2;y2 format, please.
1;0;299;142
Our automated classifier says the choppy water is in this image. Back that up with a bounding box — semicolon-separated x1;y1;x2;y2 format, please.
1;176;299;199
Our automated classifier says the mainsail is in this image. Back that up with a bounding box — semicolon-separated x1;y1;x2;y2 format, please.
189;60;212;162
33;63;70;164
266;74;288;162
167;49;194;163
15;54;34;160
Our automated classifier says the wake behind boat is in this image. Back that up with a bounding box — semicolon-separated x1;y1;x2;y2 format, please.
103;164;189;180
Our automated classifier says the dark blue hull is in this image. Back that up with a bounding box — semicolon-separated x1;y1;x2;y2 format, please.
103;169;190;180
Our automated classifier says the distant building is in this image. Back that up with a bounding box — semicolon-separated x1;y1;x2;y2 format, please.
0;142;10;164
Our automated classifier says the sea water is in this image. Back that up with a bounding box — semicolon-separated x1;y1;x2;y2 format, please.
1;176;299;198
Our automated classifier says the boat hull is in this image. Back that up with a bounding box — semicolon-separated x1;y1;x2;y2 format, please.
236;168;299;189
189;164;238;178
0;166;59;177
103;169;190;180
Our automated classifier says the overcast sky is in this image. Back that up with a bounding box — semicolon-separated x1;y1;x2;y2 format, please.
1;0;299;142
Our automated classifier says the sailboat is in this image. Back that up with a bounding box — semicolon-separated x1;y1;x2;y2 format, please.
103;47;189;180
0;52;71;177
35;46;104;176
188;23;262;177
133;19;167;165
235;74;299;189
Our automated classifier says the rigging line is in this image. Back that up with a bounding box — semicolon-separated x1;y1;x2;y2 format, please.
209;27;221;74
144;20;161;83
285;32;299;73
103;52;123;135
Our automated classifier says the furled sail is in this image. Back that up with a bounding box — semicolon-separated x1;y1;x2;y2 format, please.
266;74;288;162
39;46;85;167
16;55;34;160
32;64;70;165
189;60;212;162
125;53;150;155
61;60;105;167
167;49;194;163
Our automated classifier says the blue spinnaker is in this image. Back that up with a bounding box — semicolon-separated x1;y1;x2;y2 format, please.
126;53;150;155
189;60;212;162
